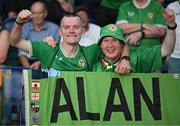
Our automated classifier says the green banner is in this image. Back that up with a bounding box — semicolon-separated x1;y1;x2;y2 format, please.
24;71;180;125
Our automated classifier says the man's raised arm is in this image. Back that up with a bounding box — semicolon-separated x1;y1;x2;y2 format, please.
9;9;32;53
161;9;176;58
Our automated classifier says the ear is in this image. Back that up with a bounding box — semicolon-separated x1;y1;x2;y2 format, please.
59;28;62;36
44;10;48;18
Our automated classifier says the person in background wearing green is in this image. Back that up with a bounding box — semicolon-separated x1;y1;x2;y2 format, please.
93;9;176;72
95;0;129;27
116;0;166;50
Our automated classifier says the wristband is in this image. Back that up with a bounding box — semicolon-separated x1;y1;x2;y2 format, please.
15;19;24;25
167;23;177;30
121;56;130;61
141;30;145;38
140;23;144;30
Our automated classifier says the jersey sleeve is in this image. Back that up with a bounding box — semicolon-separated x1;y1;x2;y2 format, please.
31;41;56;67
82;44;102;70
136;46;162;72
116;2;129;24
154;2;166;27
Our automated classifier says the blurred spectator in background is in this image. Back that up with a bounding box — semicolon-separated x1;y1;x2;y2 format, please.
46;0;74;25
0;0;5;20
0;24;9;64
4;0;34;18
116;0;166;50
95;0;129;27
74;6;101;46
74;0;100;22
18;1;60;70
167;0;180;73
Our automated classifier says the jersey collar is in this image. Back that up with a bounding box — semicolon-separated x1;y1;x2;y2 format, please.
133;0;151;9
60;43;79;58
102;58;120;70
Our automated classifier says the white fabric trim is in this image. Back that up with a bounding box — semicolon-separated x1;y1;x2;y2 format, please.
60;43;79;58
116;20;128;25
28;40;32;57
133;0;151;9
23;70;30;126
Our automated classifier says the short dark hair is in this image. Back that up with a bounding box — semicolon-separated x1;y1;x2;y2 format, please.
60;13;83;26
74;6;89;15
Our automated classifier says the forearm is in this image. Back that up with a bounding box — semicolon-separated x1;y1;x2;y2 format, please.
117;23;141;35
161;27;176;57
19;56;31;67
143;27;166;38
9;23;23;46
0;29;10;63
121;44;129;57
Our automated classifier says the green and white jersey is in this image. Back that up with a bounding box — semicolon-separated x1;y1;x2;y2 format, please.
30;41;101;71
116;0;166;49
92;46;162;73
100;0;128;10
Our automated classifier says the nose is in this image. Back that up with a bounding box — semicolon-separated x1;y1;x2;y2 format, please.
69;27;75;33
108;41;114;47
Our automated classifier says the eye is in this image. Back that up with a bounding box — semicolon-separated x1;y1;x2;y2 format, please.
74;25;80;29
63;26;69;29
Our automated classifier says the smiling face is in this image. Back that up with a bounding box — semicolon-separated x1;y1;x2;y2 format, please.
100;36;124;63
60;16;83;45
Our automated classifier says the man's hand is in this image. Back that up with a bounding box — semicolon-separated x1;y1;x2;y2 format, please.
16;9;32;24
115;59;131;74
126;31;142;46
43;36;57;47
143;24;161;37
163;9;175;25
31;61;41;70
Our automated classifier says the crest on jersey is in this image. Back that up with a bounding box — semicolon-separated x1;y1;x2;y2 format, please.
148;12;154;19
78;58;87;68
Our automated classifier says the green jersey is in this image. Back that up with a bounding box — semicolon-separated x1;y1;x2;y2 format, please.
116;0;166;49
100;0;128;10
92;46;162;73
30;41;101;71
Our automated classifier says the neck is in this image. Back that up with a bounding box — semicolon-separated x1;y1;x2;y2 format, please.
104;56;120;64
61;42;78;57
135;0;148;7
82;24;89;34
33;23;44;31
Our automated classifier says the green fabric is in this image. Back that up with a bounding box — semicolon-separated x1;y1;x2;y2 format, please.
100;0;129;10
116;0;166;49
26;71;180;125
93;46;162;72
99;24;126;44
31;41;101;71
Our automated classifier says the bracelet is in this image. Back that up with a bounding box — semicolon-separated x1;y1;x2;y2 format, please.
167;23;177;30
140;23;144;30
141;30;145;38
121;56;130;61
15;19;24;25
